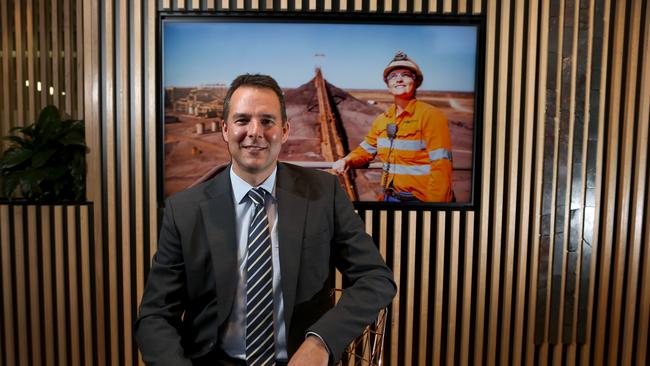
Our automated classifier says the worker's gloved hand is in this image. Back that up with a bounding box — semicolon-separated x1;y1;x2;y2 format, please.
332;158;349;174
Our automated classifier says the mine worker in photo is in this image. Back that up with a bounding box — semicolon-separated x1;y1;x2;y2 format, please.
332;51;454;202
135;73;396;366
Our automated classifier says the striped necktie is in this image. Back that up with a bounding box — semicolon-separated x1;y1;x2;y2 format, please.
245;187;276;365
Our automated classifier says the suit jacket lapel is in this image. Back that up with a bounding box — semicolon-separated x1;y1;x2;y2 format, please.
276;163;307;332
200;167;238;324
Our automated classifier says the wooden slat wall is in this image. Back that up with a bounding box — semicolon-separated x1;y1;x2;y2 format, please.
0;204;95;366
1;0;649;365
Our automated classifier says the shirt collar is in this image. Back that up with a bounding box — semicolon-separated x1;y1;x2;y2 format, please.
385;98;417;119
229;166;278;205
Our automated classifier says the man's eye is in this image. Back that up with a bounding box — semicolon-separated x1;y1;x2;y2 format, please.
261;119;275;126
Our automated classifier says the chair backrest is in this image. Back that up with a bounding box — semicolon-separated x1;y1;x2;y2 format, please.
332;289;388;366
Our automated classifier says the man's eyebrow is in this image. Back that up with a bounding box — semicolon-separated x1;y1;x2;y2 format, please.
231;112;251;120
258;113;277;120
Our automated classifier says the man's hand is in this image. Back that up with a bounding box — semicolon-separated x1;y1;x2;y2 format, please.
331;158;348;174
287;336;329;366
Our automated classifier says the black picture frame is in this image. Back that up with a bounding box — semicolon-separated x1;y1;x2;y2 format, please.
157;12;485;210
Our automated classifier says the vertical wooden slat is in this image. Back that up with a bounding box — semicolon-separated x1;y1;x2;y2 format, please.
67;206;81;366
50;0;59;108
399;0;407;12
634;5;650;364
0;206;15;366
443;0;451;13
617;0;643;364
457;0;466;13
501;0;524;361
516;1;540;365
40;206;55;366
487;0;511;364
582;0;608;362
147;0;158;301
446;212;460;365
26;0;36;123
432;212;446;365
27;206;42;365
382;0;389;12
14;0;25;126
103;0;120;363
82;0;105;362
369;0;377;12
418;211;431;366
528;0;550;363
118;0;133;363
294;0;301;11
472;0;481;13
544;0;565;360
593;1;623;364
403;211;416;364
459;212;474;366
133;0;145;328
562;0;586;356
13;206;28;366
389;211;401;366
236;0;244;9
206;0;215;10
379;211;387;261
178;0;186;10
475;0;498;363
63;0;72;113
162;0;171;10
80;206;93;365
0;0;11;138
53;206;67;365
37;0;47;109
428;0;435;13
576;0;598;363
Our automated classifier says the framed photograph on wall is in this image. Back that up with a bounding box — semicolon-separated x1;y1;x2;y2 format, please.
158;13;484;209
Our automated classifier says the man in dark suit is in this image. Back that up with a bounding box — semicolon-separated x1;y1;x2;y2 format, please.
135;74;396;366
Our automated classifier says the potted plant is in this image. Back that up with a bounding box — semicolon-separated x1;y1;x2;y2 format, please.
0;105;87;202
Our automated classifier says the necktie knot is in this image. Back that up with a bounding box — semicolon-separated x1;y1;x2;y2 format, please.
249;187;267;207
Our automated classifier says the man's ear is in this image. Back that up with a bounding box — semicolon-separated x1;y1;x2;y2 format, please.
221;119;228;142
281;120;290;143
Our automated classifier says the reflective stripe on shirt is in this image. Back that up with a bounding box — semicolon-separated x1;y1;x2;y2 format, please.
385;163;430;175
360;141;377;155
377;138;426;151
429;148;453;162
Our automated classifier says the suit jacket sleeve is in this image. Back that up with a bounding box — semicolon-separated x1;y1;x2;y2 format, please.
306;175;397;361
134;198;192;366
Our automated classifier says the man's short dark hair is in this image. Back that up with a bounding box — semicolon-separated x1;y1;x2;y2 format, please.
222;74;287;123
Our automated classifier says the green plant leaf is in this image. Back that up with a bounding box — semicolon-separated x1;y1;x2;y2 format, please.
0;148;33;169
0;135;29;147
37;105;62;141
59;130;85;146
31;147;58;168
2;173;20;197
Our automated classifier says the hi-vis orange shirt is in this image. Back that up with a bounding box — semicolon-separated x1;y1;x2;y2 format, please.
347;99;453;202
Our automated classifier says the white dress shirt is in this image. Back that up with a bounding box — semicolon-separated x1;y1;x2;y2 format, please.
219;167;288;361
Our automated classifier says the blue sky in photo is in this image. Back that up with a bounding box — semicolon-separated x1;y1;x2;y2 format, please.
164;22;478;92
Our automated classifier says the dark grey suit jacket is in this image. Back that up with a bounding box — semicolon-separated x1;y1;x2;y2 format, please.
135;163;396;365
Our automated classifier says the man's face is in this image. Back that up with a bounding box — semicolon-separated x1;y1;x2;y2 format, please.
386;67;416;98
222;86;289;181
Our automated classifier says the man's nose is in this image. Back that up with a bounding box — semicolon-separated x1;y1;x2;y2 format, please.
247;120;263;137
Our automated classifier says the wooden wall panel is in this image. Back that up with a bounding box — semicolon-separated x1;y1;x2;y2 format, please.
0;204;95;366
1;0;649;365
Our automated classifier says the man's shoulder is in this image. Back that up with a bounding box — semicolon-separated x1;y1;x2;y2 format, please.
279;162;336;182
166;168;228;206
